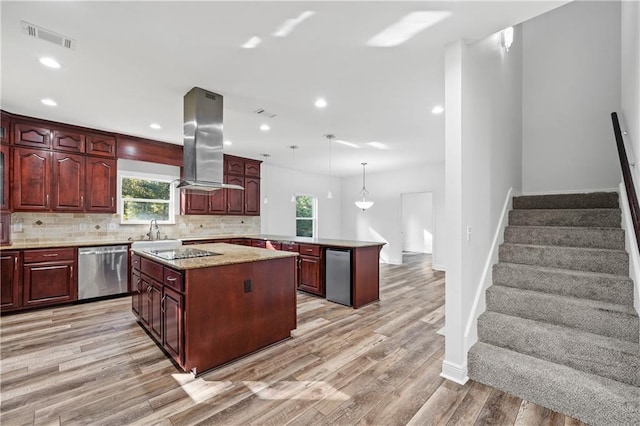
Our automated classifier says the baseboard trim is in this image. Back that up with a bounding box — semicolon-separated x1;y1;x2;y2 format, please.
521;187;619;196
432;263;446;271
440;360;469;385
619;182;640;318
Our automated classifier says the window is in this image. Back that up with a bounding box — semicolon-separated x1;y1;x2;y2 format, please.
120;175;175;224
295;195;317;238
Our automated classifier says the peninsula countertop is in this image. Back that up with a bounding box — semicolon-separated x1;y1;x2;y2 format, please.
185;234;386;249
131;242;298;271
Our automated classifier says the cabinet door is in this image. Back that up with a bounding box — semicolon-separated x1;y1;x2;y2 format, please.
52;152;85;211
0;213;10;245
182;192;209;215
13;148;51;211
150;281;163;341
86;157;116;212
225;157;244;176
244;160;261;177
140;275;152;328
0;251;21;311
52;128;85;153
131;269;141;319
0;115;10;144
299;255;322;295
0;144;10;211
226;176;244;214
244;177;260;216
14;123;51;149
209;188;226;214
23;260;76;308
86;134;116;158
163;286;184;365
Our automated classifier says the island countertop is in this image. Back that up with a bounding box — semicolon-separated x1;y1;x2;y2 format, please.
184;234;386;249
131;242;298;270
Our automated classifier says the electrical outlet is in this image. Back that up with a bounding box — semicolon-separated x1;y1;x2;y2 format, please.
12;223;23;232
79;223;88;231
466;226;472;242
244;279;252;293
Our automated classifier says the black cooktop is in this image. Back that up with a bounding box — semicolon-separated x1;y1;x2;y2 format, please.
147;247;222;260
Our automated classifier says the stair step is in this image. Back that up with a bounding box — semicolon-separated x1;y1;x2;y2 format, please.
492;262;635;306
477;311;640;386
468;342;640;426
504;225;625;250
508;208;621;228
486;285;639;342
513;192;619;210
499;243;628;275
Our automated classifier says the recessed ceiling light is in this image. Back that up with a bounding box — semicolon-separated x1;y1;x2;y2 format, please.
150;123;161;130
41;98;57;107
242;36;262;49
431;105;444;114
39;57;61;69
260;124;270;131
367;11;452;47
224;140;232;146
335;139;360;149
315;98;327;109
368;141;390;150
273;10;316;37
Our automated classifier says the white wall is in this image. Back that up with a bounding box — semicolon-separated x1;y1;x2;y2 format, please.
621;0;640;188
442;23;523;384
522;0;621;194
402;192;433;253
339;164;445;268
260;164;342;239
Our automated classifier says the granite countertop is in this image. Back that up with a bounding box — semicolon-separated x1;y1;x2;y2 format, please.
131;243;298;270
244;235;385;249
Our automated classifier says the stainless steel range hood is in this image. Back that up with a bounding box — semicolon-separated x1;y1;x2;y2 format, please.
177;87;244;191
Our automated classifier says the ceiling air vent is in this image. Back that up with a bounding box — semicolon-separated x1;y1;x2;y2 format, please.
21;21;76;50
253;108;277;119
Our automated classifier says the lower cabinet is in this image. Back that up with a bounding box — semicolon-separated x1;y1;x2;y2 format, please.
1;251;21;311
131;267;141;318
22;248;77;308
163;286;184;363
297;244;323;296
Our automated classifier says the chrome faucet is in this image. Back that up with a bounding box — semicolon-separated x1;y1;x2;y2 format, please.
147;219;160;240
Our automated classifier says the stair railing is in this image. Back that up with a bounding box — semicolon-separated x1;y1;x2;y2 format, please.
611;112;640;252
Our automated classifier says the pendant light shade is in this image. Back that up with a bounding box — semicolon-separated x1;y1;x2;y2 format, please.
355;162;374;210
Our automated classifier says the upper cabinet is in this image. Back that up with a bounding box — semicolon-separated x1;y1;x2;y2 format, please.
14;122;51;149
52;128;85;153
1;113;10;144
86;133;116;158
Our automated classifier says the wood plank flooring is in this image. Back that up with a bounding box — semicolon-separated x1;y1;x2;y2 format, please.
1;253;587;425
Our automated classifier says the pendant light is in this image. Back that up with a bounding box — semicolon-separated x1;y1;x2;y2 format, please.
260;153;271;204
325;134;335;199
355;162;374;210
290;145;298;203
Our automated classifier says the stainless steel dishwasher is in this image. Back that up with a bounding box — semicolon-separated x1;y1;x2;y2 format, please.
78;245;128;300
325;249;352;306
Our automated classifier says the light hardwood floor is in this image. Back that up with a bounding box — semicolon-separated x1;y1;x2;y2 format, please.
1;253;586;425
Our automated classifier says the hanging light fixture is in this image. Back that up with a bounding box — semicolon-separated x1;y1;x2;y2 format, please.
290;146;298;202
355;162;374;210
325;134;335;199
260;153;271;204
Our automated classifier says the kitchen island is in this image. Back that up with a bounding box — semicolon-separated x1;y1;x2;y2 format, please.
130;243;298;376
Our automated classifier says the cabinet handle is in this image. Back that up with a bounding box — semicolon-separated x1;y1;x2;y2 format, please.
111;197;114;207
42;253;59;257
46;194;49;206
208;201;211;210
14;257;18;270
227;203;231;210
80;195;84;206
70;265;73;280
188;201;191;209
166;276;177;282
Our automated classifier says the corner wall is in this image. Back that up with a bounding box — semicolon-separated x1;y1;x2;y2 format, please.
522;0;621;194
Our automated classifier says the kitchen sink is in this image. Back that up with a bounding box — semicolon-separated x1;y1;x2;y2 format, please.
130;239;183;251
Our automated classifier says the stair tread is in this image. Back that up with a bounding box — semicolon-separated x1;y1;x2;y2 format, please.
506;224;624;231
468;342;640;425
496;261;633;281
501;242;627;254
489;284;639;316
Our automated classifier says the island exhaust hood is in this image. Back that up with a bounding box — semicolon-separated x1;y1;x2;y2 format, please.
177;87;244;191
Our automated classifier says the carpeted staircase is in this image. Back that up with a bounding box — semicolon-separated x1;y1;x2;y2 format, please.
468;192;640;425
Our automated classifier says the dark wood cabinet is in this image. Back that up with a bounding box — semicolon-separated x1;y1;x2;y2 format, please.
52;152;85;211
181;189;226;215
52;128;85;153
245;160;261;177
150;280;163;341
225;157;245;176
139;274;152;328
131;267;141;319
85;157;116;212
13;148;51;211
0;213;10;245
86;133;116;158
22;248;76;308
226;175;244;214
298;244;323;296
1;144;10;211
244;177;260;216
14;123;51;149
1;251;21;312
163;285;184;364
209;188;226;214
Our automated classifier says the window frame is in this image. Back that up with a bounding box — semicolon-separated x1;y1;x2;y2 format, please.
295;194;317;238
119;172;176;225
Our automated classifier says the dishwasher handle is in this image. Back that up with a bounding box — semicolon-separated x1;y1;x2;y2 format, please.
79;247;129;256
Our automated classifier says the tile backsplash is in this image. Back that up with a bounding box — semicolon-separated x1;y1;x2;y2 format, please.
10;213;260;245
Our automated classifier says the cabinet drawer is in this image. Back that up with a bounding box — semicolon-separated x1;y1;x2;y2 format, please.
164;268;184;292
298;244;320;257
141;257;163;281
23;248;75;263
131;253;141;270
280;243;299;253
251;239;266;248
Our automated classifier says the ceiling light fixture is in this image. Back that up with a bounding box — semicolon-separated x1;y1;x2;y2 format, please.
242;36;262;49
355;163;374;210
39;57;60;69
260;153;271;204
502;27;514;52
260;124;270;131
273;10;316;37
335;139;360;149
150;123;161;130
325;134;335;199
224;140;232;146
431;105;444;114
367;11;452;47
41;98;57;107
367;141;390;150
315;98;327;109
290;146;298;203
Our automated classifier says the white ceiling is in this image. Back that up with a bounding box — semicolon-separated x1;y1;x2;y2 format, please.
1;1;567;177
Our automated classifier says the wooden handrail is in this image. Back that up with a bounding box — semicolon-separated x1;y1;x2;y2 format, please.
611;112;640;251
